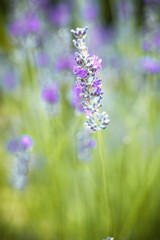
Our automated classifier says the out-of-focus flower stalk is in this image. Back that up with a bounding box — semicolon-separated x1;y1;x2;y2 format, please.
12;135;34;190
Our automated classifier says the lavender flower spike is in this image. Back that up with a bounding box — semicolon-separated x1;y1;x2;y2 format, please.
71;26;110;132
12;135;34;190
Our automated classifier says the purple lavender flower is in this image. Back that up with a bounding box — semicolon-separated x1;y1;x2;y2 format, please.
141;40;152;51
6;138;19;154
153;31;160;49
10;20;27;37
41;83;59;104
141;57;160;74
10;13;41;38
36;52;50;68
48;3;70;27
1;70;18;91
20;135;34;151
83;2;99;22
88;139;96;148
9;135;34;190
26;13;41;34
71;26;110;131
73;67;88;78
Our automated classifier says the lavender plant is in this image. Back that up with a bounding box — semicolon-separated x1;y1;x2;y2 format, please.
41;82;60;115
12;135;34;190
71;26;110;131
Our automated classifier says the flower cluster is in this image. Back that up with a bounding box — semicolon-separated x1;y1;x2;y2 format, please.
1;69;19;92
10;13;42;38
141;57;160;74
41;82;60;115
71;26;110;131
11;135;34;190
41;83;59;104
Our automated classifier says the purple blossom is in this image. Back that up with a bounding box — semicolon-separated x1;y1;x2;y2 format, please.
83;2;99;21
20;135;34;151
92;55;102;73
73;67;88;78
36;52;50;68
141;57;160;74
71;26;110;131
41;83;59;104
10;20;27;37
153;32;160;49
84;110;93;118
9;13;42;38
6;138;19;154
26;14;41;34
1;70;18;91
141;40;152;51
12;135;34;190
88;139;96;148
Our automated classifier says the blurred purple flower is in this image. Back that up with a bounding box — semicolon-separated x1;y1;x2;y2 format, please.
6;138;19;154
10;13;42;37
88;139;96;148
11;135;34;190
20;135;34;151
141;57;160;74
141;40;152;51
55;55;74;71
153;32;160;49
26;14;41;33
83;2;99;21
41;83;59;104
48;3;70;27
36;52;50;68
10;20;27;37
2;70;18;91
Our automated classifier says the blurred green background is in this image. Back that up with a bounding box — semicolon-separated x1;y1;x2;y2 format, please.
0;0;160;240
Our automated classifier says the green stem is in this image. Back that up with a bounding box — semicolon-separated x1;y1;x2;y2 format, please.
97;131;113;235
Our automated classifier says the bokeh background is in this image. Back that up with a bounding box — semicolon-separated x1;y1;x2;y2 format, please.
0;0;160;239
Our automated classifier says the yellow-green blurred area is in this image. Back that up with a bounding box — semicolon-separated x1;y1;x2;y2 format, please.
1;0;160;240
